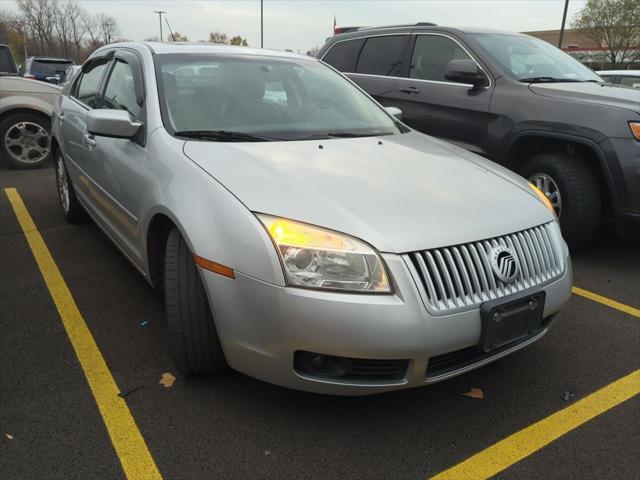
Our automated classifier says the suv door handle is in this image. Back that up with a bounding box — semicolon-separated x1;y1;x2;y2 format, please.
84;133;96;148
56;112;65;123
400;87;420;94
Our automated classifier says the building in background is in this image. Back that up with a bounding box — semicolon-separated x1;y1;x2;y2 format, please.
524;28;640;71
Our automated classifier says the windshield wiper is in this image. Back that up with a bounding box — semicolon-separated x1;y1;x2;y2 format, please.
174;130;281;142
518;76;584;83
325;131;392;138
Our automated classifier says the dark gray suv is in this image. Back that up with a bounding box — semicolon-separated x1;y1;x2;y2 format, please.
318;25;640;246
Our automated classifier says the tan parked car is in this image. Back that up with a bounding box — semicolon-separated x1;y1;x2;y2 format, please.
0;76;61;168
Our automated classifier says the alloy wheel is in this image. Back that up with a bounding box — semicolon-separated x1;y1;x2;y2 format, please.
4;121;50;165
56;156;70;213
529;172;562;218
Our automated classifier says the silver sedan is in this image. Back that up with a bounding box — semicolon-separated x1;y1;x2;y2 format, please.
51;42;572;395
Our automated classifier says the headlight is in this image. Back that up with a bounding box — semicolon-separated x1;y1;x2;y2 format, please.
528;182;556;217
257;214;391;293
630;122;640;141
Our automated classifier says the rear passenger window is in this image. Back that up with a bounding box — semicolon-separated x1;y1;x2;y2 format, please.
322;39;365;72
356;36;406;76
74;62;108;108
409;35;472;82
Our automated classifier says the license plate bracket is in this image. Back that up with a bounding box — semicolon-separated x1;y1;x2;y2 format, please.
479;291;546;353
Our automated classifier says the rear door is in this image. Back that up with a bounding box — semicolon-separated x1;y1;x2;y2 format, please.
388;33;493;155
322;34;410;106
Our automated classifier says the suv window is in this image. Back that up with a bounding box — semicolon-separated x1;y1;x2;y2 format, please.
409;35;472;82
620;76;640;88
75;62;108;108
322;38;365;72
103;59;141;118
356;36;405;76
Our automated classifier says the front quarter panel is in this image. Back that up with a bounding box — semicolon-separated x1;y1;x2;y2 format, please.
141;129;285;285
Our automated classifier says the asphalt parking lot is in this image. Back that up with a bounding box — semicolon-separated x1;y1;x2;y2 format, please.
1;164;638;480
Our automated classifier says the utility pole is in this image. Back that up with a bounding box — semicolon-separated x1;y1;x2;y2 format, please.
261;0;264;48
558;0;569;48
153;10;166;42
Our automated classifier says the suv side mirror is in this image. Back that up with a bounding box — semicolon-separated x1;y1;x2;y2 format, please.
87;110;142;139
444;59;489;88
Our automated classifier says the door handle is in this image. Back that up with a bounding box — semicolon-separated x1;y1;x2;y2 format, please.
84;133;96;148
56;112;65;123
400;87;420;95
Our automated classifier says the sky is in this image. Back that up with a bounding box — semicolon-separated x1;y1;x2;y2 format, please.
4;0;587;53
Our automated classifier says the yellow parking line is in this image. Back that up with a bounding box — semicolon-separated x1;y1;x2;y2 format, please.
4;188;162;480
572;286;640;318
430;369;640;480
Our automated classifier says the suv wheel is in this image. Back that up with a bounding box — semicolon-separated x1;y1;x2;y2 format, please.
523;152;601;247
54;151;87;223
164;228;227;375
0;112;51;168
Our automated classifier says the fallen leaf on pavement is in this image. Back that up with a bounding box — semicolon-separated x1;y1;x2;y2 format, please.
159;372;176;388
6;433;14;440
460;387;484;399
562;390;575;402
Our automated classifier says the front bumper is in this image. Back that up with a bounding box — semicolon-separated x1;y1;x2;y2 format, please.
201;250;572;396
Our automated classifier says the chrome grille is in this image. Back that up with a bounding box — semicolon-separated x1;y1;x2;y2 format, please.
406;223;565;314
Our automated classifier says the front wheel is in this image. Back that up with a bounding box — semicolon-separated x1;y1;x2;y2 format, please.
522;152;601;247
164;228;227;375
0;112;51;169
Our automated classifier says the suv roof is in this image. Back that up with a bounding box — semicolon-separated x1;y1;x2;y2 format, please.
331;24;519;41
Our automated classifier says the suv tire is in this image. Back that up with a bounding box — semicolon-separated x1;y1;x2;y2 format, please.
0;112;51;169
523;152;601;247
164;228;227;375
54;150;88;223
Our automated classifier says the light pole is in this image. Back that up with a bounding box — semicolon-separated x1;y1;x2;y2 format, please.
558;0;569;48
154;10;166;42
260;0;264;48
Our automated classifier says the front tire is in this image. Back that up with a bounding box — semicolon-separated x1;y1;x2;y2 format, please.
0;112;51;169
164;228;227;375
522;152;601;247
54;150;87;223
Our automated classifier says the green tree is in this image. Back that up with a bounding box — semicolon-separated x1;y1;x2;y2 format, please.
229;35;248;46
572;0;640;68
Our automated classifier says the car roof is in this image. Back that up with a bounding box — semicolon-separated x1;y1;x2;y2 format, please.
596;70;640;76
101;41;313;61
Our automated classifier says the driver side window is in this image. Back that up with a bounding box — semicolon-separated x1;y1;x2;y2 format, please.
102;59;141;119
409;35;472;82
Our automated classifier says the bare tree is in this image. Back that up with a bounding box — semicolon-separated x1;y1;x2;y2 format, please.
65;0;87;61
96;13;119;44
17;0;57;55
168;31;189;42
572;0;640;68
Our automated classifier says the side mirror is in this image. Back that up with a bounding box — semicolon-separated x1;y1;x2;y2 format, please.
385;106;403;120
444;59;489;88
86;110;142;139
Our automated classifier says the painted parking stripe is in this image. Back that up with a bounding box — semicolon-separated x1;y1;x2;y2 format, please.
572;286;640;318
430;369;639;480
4;188;162;480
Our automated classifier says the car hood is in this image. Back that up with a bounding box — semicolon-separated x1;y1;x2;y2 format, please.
183;132;553;253
529;82;640;114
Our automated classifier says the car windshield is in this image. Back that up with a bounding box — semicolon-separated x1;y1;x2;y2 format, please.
155;53;403;141
472;33;602;83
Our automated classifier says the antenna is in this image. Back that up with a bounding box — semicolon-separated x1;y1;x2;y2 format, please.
165;17;176;42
